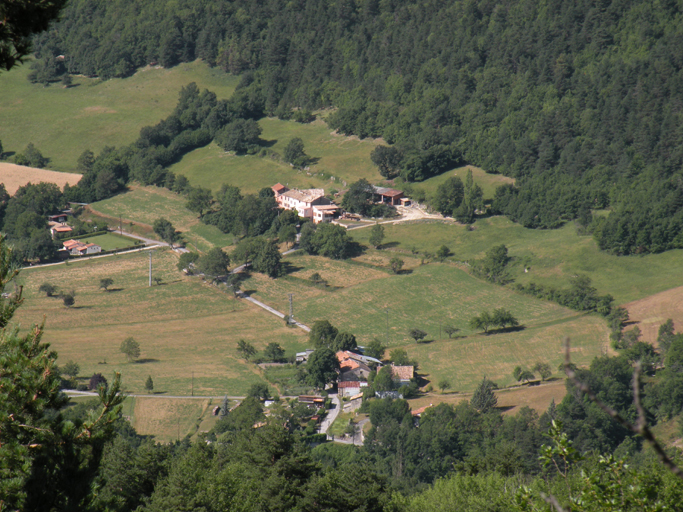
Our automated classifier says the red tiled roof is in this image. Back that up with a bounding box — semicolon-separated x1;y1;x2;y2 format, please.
272;183;288;193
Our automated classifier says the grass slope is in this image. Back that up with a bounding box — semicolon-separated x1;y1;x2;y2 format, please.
242;253;608;391
0;60;239;171
349;217;683;305
71;232;138;251
414;165;515;200
89;186;234;252
169;115;385;194
13;249;308;396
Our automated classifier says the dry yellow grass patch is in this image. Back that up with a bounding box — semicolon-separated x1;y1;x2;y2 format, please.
624;284;683;346
407;379;566;417
0;162;81;194
131;397;213;442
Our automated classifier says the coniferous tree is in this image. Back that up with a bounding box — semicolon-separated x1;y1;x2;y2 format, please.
471;377;498;412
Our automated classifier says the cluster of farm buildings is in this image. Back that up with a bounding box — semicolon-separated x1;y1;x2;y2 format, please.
271;183;410;223
48;213;102;256
296;347;414;398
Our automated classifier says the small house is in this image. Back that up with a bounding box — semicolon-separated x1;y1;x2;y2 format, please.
50;225;73;238
296;349;315;362
390;365;414;384
337;380;368;398
372;186;404;206
63;239;101;256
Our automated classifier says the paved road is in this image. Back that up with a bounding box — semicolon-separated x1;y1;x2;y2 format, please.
22;244;166;270
318;394;341;434
237;291;311;332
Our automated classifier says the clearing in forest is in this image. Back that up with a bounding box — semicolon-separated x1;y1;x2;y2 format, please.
0;60;239;171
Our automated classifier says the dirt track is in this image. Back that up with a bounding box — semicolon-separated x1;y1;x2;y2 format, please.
0;162;81;194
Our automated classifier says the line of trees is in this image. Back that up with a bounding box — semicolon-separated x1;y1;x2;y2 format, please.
469;308;519;334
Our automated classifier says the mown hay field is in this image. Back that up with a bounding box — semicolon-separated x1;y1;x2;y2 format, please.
624;285;683;346
0;60;239;171
13;249;309;396
0;162;81;194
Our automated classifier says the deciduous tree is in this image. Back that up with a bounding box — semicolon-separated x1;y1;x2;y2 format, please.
306;347;339;390
120;337;141;362
369;223;385;249
99;277;114;291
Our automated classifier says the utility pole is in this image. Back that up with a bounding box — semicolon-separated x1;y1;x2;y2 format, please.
148;251;152;287
288;293;293;323
119;215;122;235
191;371;194;397
385;308;390;345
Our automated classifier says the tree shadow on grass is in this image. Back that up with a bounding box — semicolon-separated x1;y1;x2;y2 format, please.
281;261;304;275
105;288;124;293
241;289;257;297
395;268;413;275
346;241;366;258
70;305;94;310
496;405;516;413
259;139;277;148
486;325;526;335
135;358;160;364
380;241;400;250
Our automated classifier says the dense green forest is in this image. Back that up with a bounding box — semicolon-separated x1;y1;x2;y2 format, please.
30;0;683;255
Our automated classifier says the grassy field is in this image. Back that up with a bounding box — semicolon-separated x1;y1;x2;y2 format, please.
349;217;683;305
70;232;139;251
242;253;608;391
169;115;385;194
13;249;309;396
89;186;234;252
624;285;683;346
0;60;239;171
0;163;81;194
413;165;515;200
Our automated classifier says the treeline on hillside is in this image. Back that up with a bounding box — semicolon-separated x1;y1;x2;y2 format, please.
31;0;683;254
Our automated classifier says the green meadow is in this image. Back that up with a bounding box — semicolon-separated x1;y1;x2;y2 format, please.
241;253;608;391
70;232;138;251
89;186;234;252
0;60;239;171
169;115;385;194
349;217;683;305
13;249;309;397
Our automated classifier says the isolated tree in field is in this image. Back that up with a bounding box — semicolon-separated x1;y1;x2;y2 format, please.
61;361;79;388
99;278;114;291
438;379;451;393
409;328;428;343
389;257;404;274
365;338;385;360
370;145;402;179
120;337;141;362
177;251;199;273
186;187;212;217
278;224;297;247
513;366;535;384
153;218;181;247
309;320;339;348
226;273;242;297
444;324;459;338
88;373;108;391
237;339;257;360
454;169;483;224
476;244;511;284
306;347;340;390
436;245;451;261
532;362;552;381
153;276;162;286
470;311;494;333
309;272;327;286
264;342;286;362
492;308;519;330
369;223;385;248
471;377;497;412
252;239;282;278
198;248;230;277
39;282;58;297
432;176;465;216
61;290;75;308
247;383;271;400
283;137;309;167
145;375;154;393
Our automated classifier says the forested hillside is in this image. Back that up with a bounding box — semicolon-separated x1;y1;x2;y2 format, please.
32;0;683;254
